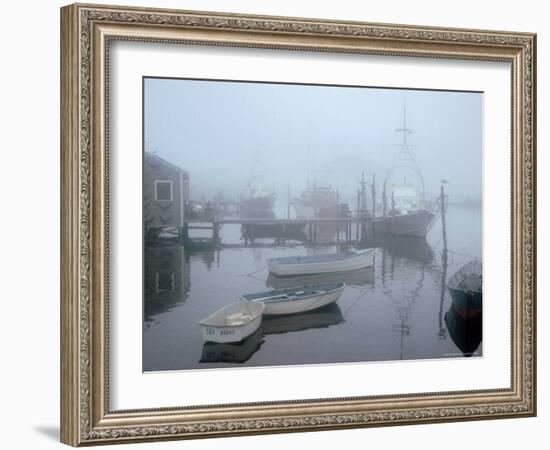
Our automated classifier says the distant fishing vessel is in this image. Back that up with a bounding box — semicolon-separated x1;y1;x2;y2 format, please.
240;179;276;219
241;282;345;315
267;249;374;277
198;302;265;343
374;107;435;238
293;182;340;219
446;260;482;309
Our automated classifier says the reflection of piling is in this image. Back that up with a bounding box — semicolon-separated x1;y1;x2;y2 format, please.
180;223;189;244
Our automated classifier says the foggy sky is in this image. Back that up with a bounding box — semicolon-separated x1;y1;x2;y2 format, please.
144;78;482;205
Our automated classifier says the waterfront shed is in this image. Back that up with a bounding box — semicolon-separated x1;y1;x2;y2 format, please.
143;151;190;231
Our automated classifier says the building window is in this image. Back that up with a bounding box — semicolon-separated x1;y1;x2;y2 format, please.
155;180;173;201
156;272;175;293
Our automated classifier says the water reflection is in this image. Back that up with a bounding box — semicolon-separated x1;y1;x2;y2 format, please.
143;205;483;371
262;304;344;335
444;299;482;357
144;246;190;321
371;235;433;264
199;304;344;363
200;328;265;364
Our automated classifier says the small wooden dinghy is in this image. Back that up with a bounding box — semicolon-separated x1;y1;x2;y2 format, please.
198;302;265;343
267;249;374;277
446;260;482;309
240;282;345;315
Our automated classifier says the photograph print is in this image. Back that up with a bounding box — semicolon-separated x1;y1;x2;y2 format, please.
142;77;483;372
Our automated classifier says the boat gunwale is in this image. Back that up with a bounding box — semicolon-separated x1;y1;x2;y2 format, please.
240;282;345;303
268;249;372;266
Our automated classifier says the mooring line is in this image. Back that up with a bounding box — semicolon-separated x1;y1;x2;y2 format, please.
239;264;267;278
343;289;370;317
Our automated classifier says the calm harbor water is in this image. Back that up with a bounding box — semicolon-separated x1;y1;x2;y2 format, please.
143;205;482;371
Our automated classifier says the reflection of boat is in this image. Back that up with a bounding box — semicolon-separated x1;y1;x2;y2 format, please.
241;282;345;315
185;237;218;251
267;267;374;289
198;302;265;343
371;235;433;263
445;303;482;357
262;304;344;334
446;260;482;309
199;328;264;363
268;249;374;276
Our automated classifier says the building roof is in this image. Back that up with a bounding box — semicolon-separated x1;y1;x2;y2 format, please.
145;151;189;175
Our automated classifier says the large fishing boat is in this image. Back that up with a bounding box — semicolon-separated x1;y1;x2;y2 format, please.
373;108;436;238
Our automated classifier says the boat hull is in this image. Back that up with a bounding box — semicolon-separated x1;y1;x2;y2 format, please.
268;249;374;277
372;210;434;238
256;287;344;315
446;260;482;311
267;267;374;289
198;302;264;344
448;287;482;311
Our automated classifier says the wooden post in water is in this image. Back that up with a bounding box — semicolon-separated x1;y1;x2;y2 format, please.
287;183;291;220
382;182;387;217
361;172;367;241
181;223;189;245
212;222;220;242
439;181;449;337
355;188;360;240
371;173;376;219
440;183;448;251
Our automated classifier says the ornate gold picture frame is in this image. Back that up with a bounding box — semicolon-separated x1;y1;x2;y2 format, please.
60;3;536;446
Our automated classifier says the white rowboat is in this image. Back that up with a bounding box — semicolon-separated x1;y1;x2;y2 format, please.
198;302;265;343
267;249;374;277
241;282;345;315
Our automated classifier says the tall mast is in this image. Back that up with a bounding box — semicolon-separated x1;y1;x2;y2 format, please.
383;105;426;205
